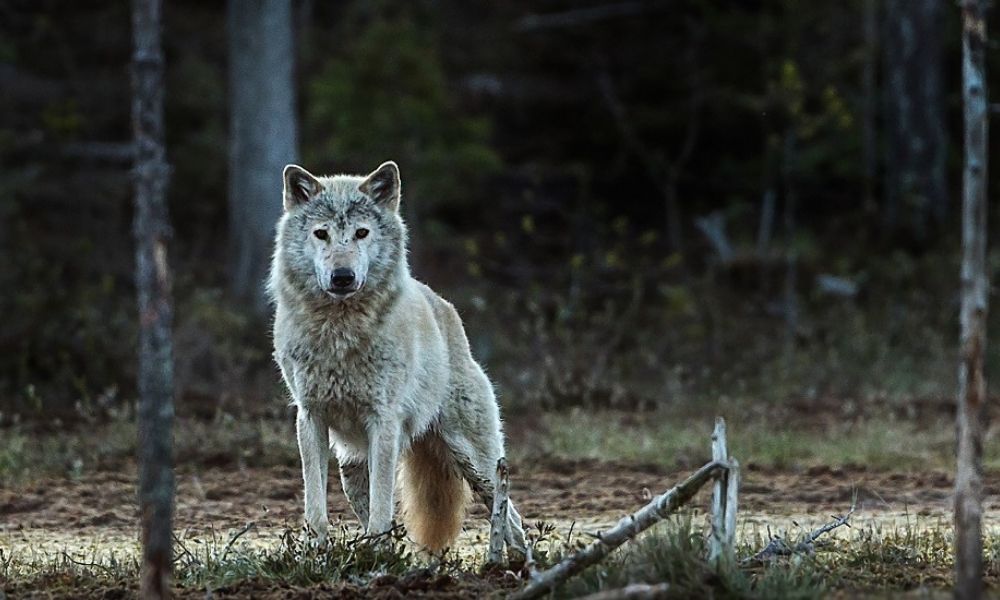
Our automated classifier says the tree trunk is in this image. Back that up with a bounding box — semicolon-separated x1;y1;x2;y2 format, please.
956;2;989;598
861;0;878;212
883;0;947;240
131;0;174;597
227;0;298;313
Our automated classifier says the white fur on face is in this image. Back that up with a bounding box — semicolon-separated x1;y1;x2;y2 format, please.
309;219;373;299
271;174;405;306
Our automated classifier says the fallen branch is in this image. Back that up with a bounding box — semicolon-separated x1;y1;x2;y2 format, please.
220;521;256;562
743;500;856;564
577;582;672;600
511;460;728;600
488;458;510;564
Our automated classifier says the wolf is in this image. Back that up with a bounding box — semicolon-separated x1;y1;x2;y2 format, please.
268;160;527;553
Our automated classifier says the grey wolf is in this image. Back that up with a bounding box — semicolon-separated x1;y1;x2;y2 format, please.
269;160;526;553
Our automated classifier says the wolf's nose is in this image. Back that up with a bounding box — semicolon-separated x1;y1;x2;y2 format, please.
330;268;356;289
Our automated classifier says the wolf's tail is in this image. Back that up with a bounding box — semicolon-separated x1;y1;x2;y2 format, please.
399;435;470;552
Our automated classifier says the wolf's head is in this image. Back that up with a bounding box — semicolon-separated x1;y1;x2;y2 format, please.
271;161;407;305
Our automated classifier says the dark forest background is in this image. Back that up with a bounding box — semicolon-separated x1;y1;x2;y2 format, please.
1;0;995;423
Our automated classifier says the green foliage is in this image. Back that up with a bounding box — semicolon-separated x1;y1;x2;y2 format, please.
305;16;500;213
0;154;133;415
0;415;297;486
532;410;990;472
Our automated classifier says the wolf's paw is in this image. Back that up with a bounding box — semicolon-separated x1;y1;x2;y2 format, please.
303;523;330;550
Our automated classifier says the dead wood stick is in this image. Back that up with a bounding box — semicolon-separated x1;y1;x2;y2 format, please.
723;458;740;550
488;458;510;564
743;500;856;564
577;582;672;600
511;460;728;600
708;417;729;561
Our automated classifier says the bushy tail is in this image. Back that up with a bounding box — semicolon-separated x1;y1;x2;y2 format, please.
399;435;470;552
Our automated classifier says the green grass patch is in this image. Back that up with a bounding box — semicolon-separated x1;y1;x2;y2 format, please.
561;518;825;599
533;409;1000;471
0;415;298;486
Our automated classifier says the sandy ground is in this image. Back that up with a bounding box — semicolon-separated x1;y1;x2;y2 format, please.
4;458;999;567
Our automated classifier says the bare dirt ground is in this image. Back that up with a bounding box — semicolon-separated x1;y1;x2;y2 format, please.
2;459;992;549
3;458;999;597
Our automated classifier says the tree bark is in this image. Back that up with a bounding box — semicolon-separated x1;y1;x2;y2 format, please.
131;0;174;597
227;0;298;313
883;0;947;240
956;2;989;598
861;0;878;211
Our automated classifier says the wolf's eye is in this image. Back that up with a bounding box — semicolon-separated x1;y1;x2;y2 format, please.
313;229;328;241
355;228;369;239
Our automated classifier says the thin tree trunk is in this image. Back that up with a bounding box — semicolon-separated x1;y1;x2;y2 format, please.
883;0;947;239
781;131;798;359
862;0;878;212
956;2;989;598
227;0;298;313
131;0;174;596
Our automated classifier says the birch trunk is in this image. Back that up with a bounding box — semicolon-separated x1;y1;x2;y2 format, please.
956;1;989;597
131;0;175;596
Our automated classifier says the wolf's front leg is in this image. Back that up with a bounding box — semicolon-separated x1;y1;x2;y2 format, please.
296;407;330;543
366;420;401;535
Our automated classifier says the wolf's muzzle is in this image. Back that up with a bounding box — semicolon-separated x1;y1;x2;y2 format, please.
328;268;358;295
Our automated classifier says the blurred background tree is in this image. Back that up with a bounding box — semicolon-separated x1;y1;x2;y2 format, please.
303;7;500;267
227;0;298;313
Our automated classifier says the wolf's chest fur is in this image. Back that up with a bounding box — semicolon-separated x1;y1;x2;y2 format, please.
278;314;404;425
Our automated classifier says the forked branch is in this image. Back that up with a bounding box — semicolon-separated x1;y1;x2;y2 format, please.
511;460;728;600
743;499;857;564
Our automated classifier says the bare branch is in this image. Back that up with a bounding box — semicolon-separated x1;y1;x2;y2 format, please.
743;499;856;564
220;521;256;563
511;460;728;600
694;212;734;264
514;1;663;32
59;141;135;164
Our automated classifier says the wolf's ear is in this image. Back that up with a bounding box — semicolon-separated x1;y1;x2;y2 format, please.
283;165;321;211
358;161;401;212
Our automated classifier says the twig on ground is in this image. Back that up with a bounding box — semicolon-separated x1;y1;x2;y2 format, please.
743;496;857;564
577;582;672;600
219;521;256;563
171;533;200;567
511;460;728;600
60;551;118;577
